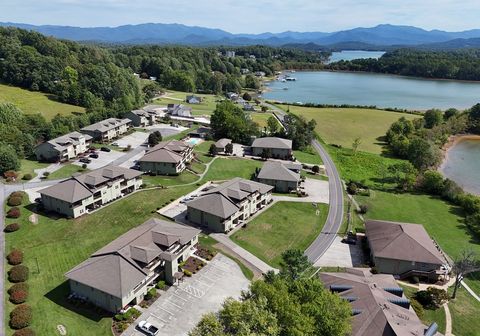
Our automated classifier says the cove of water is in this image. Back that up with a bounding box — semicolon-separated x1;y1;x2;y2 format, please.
327;50;385;63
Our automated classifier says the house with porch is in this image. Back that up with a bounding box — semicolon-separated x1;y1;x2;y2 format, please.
65;218;200;313
186;178;273;233
39;166;142;218
186;95;202;104
138;140;194;175
251;137;293;160
167;104;192;118
214;138;232;153
365;220;449;281
80;118;131;142
256;161;301;193
34;131;92;162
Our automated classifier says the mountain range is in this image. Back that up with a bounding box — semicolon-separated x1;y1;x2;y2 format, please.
2;22;480;48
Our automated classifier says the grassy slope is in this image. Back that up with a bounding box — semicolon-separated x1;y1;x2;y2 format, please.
153;90;219;116
142;171;199;187
449;287;480;336
293;149;323;165
0;83;85;120
202;158;263;181
250;112;276;128
5;186;194;336
18;159;49;179
47;164;88;180
287;105;418;154
231;202;328;268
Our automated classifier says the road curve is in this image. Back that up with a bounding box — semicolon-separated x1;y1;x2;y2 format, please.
304;140;344;263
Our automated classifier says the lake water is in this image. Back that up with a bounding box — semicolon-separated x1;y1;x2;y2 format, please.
264;71;480;110
327;50;385;63
440;139;480;195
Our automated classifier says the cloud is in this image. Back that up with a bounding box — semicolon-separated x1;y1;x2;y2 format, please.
0;0;478;33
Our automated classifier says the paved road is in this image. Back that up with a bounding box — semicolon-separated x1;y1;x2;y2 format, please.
304;140;344;264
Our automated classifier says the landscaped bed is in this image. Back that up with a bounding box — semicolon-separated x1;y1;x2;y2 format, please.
182;256;206;276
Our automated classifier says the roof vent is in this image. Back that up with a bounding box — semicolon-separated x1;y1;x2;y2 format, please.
330;285;353;293
352;308;362;316
424;323;438;336
388;298;410;309
383;287;404;297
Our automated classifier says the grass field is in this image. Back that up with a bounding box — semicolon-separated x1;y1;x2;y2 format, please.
4;186;195;336
231;202;328;268
250;112;276;128
47;164;88;180
153;90;220;116
293;149;323;165
285;105;418;154
142;171;199;187
201;158;263;182
18;159;50;179
449;287;480;336
0;83;86;120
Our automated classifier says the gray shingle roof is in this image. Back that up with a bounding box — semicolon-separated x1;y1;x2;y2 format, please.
215;138;232;149
365;220;446;266
36;131;92;152
81;118;131;133
257;161;300;182
65;218;200;298
251;137;292;150
139;140;191;164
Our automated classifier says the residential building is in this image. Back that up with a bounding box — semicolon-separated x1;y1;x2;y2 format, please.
242;102;256;111
186;95;202;104
34;131;92;162
125;107;165;127
189;126;211;139
214;138;232;153
255;71;266;77
241;68;250;74
80;118;131;142
365;220;448;280
225;50;236;58
226;92;239;101
39;166;143;218
186;178;273;233
65;218;200;313
167;104;192;118
319;268;443;336
256;161;300;193
251;137;293;160
138;140;194;175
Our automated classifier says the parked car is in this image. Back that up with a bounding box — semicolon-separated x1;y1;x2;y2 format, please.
137;321;159;335
342;231;357;245
79;158;91;164
100;147;111;152
111;142;119;147
89;153;99;159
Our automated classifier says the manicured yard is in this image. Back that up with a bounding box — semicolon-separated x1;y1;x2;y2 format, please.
142;171;199;187
17;159;50;179
4;186;195;336
194;140;214;154
250;112;277;128
449;287;480;336
0;83;86;120
201;158;263;182
46;164;88;180
293;148;323;165
231;202;328;268
153;90;220;116
286;105;418;154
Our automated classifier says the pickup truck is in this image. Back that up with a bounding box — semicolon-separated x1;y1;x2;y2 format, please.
137;321;159;335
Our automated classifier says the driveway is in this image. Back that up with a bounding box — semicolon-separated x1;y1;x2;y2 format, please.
272;178;329;204
122;254;250;336
314;236;365;268
144;123;188;137
72;150;124;170
114;132;149;149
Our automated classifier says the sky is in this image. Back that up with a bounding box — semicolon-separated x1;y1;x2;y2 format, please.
0;0;479;33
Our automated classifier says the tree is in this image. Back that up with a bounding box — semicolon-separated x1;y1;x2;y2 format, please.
0;144;20;175
469;103;480;134
224;143;233;155
261;148;271;160
267;116;279;135
352;137;362;155
451;250;480;299
388;162;417;190
444;108;459;120
279;249;310;280
209;144;218;157
312;165;320;174
211;101;259;144
242;92;252;101
407;137;441;170
148;131;163;146
245;74;260;89
421;170;445;195
261;105;269;112
424;109;443;129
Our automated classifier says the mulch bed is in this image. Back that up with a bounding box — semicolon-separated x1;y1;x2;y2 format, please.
183;256;206;274
194;244;217;261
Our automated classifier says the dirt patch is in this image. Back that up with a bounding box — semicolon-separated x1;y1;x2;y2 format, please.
56;324;67;335
259;222;272;230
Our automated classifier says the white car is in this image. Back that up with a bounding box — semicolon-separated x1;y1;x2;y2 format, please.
138;321;159;335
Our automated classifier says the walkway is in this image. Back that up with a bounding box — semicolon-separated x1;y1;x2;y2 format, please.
210;234;278;274
443;303;453;336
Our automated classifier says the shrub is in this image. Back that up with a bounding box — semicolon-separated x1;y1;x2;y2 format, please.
156;281;166;290
410;298;424;319
10;192;24;199
13;328;36;336
5;223;20;233
4;170;18;179
8;265;29;283
410;276;420;284
145;288;157;300
10;290;28;304
415;287;448;309
8;196;23;206
7;207;21;218
358;204;369;214
10;304;32;329
7;249;24;265
184;270;192;277
42;171;50;177
346;182;358;195
8;283;29;295
370;266;378;274
82;163;88;169
22;174;33;181
312;165;320;174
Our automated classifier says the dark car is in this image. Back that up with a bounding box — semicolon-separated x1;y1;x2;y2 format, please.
342;231;357;245
89;153;99;159
100;147;111;152
79;158;91;164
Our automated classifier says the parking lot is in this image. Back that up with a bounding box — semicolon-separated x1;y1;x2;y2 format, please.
314;236;366;268
122;254;250;336
72;149;124;170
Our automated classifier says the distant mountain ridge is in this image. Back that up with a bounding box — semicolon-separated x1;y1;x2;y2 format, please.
1;22;480;47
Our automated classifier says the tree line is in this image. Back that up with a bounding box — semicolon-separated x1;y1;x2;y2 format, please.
327;49;480;81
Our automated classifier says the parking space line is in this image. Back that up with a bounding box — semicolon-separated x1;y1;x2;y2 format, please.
150;313;169;324
158;306;175;315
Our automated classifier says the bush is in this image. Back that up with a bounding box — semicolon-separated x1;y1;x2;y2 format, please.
145;288;157;300
410;276;420;284
10;192;24;199
7;207;21;218
346;182;358;195
10;290;28;304
4;170;18;179
312;165;320;174
358;204;369;214
8;283;29;295
8;196;23;206
8;265;29;283
13;328;36;336
415;287;448;309
370;266;378;274
7;249;24;265
184;270;192;277
10;304;32;329
156;280;166;290
22;174;33;181
5;223;20;233
42;171;50;177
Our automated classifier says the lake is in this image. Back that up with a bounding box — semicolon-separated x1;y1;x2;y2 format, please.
264;71;480;110
440;138;480;195
327;50;385;63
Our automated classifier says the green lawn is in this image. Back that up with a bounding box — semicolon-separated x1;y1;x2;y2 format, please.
449;287;480;336
142;172;199;187
153;90;220;116
250;112;276;129
0;83;86;120
293;148;323;165
194;140;214;154
201;158;263;182
47;164;88;180
286;105;418;154
18;159;49;179
4;186;195;336
231;202;328;268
